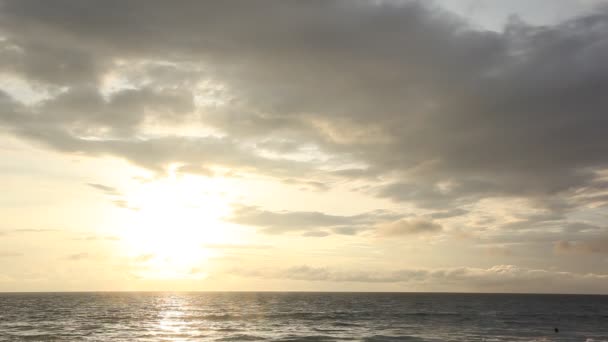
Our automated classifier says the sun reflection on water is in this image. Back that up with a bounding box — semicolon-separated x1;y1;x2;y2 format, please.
155;294;196;341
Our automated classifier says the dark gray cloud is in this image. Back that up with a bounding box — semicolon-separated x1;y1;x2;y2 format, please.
3;113;316;177
0;1;607;222
427;208;469;219
563;222;602;233
480;228;608;248
554;239;608;255
482;246;513;256
376;218;443;236
41;85;193;137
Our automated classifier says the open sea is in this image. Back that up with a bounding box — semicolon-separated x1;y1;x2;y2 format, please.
0;292;607;341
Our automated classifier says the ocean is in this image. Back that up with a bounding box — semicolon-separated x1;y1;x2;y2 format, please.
0;292;606;341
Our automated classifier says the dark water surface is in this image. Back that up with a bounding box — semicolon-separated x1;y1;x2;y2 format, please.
0;292;607;341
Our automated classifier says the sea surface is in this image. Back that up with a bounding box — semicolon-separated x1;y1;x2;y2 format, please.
0;292;607;341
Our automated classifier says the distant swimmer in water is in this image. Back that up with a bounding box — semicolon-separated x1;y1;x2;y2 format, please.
554;327;559;333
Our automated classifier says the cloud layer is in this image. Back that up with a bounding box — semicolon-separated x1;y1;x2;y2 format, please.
228;205;399;236
0;1;606;197
235;264;608;293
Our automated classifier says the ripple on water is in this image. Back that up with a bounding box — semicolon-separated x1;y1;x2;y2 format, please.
0;292;607;341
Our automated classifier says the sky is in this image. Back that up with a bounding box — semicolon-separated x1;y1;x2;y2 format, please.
1;0;608;293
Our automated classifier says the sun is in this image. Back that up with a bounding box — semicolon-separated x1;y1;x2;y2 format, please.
117;172;235;279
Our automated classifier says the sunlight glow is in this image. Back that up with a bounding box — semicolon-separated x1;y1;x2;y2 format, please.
117;172;235;279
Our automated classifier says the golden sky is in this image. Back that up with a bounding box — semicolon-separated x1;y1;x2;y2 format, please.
1;0;608;293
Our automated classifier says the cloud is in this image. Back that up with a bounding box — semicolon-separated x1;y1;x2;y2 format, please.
427;208;469;219
87;183;140;210
554;239;608;255
281;178;330;192
73;235;120;242
87;183;120;195
563;222;602;233
376;218;442;236
0;1;604;199
202;243;272;250
227;205;397;235
11;229;60;233
235;264;608;293
483;246;512;256
112;200;139;211
302;231;331;238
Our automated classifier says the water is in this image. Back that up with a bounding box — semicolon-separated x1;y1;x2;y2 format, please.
0;292;607;341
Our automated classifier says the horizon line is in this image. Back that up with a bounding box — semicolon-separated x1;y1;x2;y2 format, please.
1;290;607;296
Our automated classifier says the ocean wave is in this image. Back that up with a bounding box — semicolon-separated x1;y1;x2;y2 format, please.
216;334;267;341
1;292;607;341
363;335;426;341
